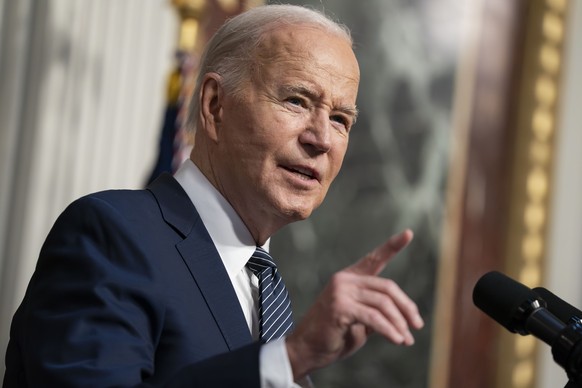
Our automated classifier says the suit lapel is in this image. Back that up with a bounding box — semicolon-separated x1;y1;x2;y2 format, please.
176;232;253;350
147;174;253;350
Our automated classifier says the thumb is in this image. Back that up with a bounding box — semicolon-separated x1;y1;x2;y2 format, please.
347;229;414;276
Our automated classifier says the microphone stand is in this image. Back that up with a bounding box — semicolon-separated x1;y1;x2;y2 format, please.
554;319;582;388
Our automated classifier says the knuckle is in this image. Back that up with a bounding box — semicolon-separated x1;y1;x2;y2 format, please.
329;271;350;290
382;279;399;293
366;251;381;264
367;309;384;325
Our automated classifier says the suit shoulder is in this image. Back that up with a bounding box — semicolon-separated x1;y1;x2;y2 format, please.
67;188;157;217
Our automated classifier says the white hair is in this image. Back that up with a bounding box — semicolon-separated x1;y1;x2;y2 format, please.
187;4;353;132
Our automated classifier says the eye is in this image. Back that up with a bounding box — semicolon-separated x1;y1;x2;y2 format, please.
285;96;308;108
330;114;350;129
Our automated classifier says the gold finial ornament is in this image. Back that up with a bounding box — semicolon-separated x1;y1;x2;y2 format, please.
171;0;206;19
171;0;208;52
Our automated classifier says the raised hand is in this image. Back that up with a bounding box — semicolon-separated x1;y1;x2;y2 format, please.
285;229;424;380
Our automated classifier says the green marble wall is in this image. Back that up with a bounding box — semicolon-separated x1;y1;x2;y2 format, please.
270;1;463;386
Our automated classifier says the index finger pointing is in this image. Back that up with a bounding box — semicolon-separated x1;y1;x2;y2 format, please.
347;229;414;276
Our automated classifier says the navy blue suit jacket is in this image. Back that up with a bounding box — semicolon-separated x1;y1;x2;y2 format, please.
3;174;262;387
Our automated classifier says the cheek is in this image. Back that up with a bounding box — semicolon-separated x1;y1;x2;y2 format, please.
330;141;349;174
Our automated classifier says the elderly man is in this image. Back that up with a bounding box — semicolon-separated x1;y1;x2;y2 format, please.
4;4;423;387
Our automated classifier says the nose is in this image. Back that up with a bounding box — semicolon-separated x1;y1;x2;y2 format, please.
299;109;332;153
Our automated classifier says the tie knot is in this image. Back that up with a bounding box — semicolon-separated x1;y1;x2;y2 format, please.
246;247;277;277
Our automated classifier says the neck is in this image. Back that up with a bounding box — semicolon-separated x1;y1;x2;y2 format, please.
190;151;283;246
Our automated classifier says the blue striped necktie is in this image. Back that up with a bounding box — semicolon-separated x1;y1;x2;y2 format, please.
246;247;293;342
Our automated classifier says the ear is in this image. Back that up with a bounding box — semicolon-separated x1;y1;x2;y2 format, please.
198;73;224;142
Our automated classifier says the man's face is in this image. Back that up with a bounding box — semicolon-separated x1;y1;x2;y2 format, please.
209;25;360;234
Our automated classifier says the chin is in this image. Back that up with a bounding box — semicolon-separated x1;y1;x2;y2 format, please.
277;200;319;223
267;188;324;224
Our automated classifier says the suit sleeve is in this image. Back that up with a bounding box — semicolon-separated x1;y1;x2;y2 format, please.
4;195;261;388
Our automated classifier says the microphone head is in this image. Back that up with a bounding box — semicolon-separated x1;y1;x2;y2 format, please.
533;287;582;324
473;271;545;334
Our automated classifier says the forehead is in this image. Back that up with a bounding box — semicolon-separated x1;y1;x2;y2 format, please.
252;25;360;103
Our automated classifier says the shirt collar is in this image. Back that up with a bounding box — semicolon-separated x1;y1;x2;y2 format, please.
173;159;270;279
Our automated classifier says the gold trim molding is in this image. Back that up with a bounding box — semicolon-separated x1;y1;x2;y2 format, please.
498;0;569;387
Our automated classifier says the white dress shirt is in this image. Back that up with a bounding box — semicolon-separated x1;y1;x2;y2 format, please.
174;159;298;388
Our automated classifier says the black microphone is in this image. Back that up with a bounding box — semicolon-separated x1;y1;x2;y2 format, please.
534;287;582;324
473;271;564;345
473;271;582;386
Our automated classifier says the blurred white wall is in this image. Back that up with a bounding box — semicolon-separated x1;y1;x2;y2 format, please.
538;0;582;386
0;0;177;378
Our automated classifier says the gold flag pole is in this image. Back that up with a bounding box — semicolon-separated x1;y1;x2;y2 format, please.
172;0;206;53
168;0;207;105
165;0;208;167
148;0;260;182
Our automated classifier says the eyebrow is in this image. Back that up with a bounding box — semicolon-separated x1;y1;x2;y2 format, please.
339;105;359;124
283;84;359;123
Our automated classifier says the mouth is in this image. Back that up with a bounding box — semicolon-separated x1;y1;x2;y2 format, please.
281;165;320;182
